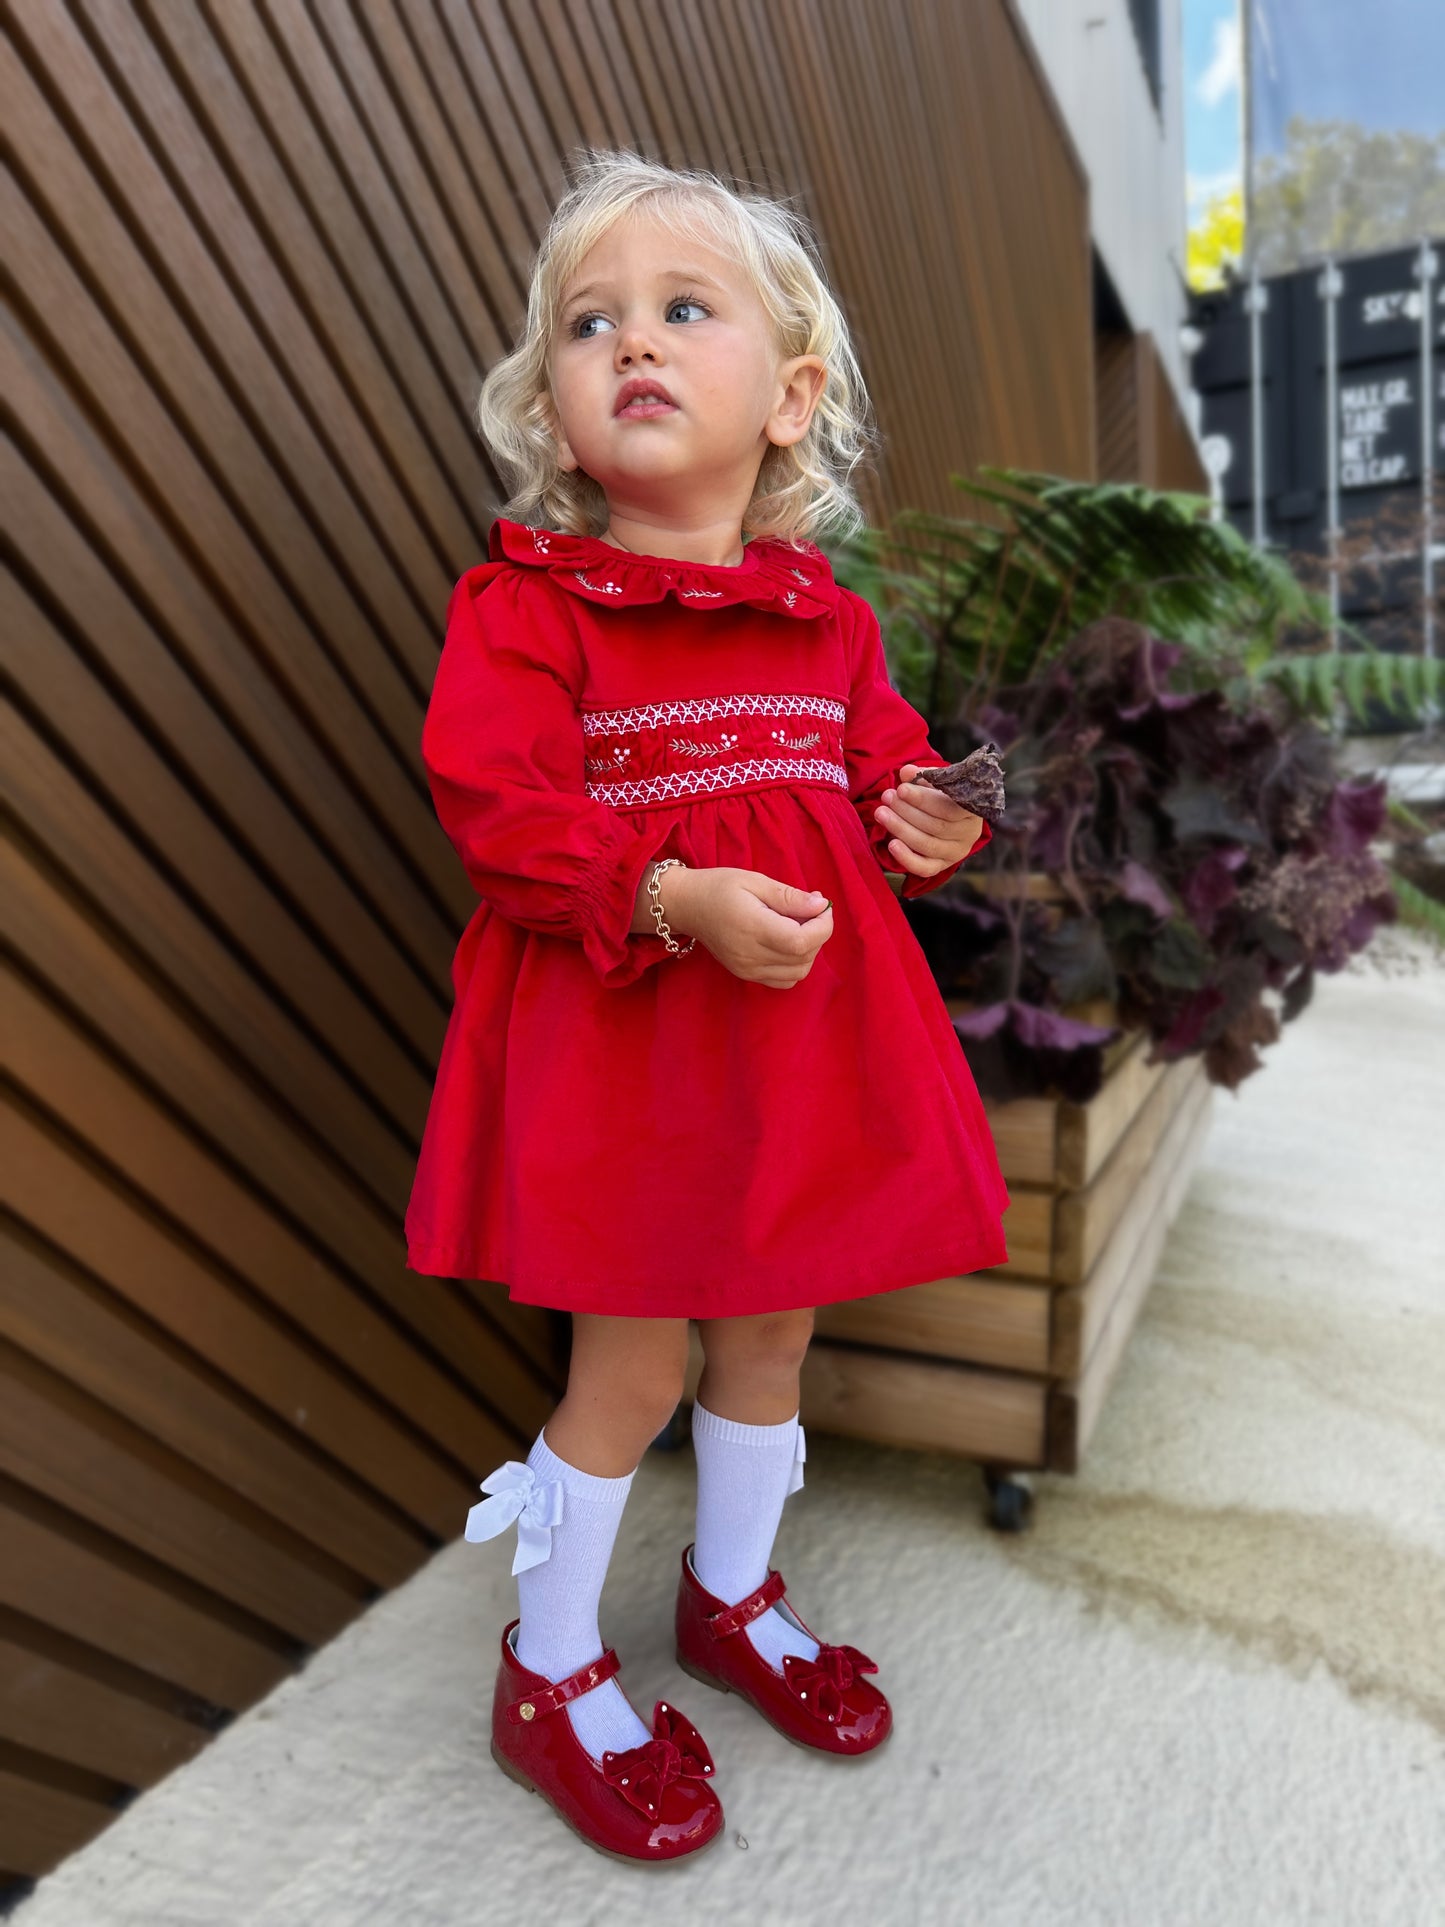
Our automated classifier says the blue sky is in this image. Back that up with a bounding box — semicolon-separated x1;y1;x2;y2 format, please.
1183;0;1445;223
1183;0;1242;221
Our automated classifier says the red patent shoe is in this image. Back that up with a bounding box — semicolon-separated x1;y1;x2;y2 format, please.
674;1544;892;1757
490;1619;724;1864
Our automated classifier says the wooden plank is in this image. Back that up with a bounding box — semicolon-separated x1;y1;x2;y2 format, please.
993;1184;1055;1281
0;1757;113;1881
148;0;490;549
1;967;519;1484
1051;1068;1214;1377
799;1344;1047;1467
0;1628;205;1788
0;239;468;950
0;312;459;988
1048;1083;1215;1473
685;1330;1046;1466
3;578;432;1138
815;1273;1053;1375
3;17;435;765
1056;1033;1168;1190
977;1093;1059;1187
1051;1056;1200;1286
2;1093;481;1539
0;1488;290;1712
0;1343;367;1646
3;434;449;1050
0;1227;429;1590
0;707;421;1216
2;850;557;1442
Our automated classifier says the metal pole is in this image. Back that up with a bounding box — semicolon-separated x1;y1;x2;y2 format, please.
1240;0;1253;247
1416;240;1438;668
1319;260;1343;654
1246;268;1268;548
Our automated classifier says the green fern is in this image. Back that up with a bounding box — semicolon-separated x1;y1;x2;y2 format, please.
1264;649;1442;724
829;469;1332;713
1389;870;1445;946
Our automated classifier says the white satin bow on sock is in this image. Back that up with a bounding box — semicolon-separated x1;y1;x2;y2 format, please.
465;1461;565;1574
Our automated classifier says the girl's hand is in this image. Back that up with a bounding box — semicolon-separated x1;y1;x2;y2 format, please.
874;763;985;877
663;866;834;988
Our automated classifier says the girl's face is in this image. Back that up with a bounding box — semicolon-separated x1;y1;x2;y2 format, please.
547;207;825;529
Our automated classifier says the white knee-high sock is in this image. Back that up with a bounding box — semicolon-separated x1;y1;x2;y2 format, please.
690;1399;820;1673
476;1427;651;1762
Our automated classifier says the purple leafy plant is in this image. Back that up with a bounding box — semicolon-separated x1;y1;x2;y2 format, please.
902;618;1397;1103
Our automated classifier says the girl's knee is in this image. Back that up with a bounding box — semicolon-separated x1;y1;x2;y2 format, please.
567;1345;688;1433
705;1307;815;1376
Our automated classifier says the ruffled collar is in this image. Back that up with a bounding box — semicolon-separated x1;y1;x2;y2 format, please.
488;517;839;619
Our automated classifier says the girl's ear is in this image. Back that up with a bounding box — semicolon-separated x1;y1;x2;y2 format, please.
767;356;827;449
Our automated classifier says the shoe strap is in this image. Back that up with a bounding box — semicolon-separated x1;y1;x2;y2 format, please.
704;1568;786;1639
506;1645;621;1725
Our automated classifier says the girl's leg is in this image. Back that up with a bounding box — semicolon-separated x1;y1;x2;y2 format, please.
513;1312;689;1759
690;1309;821;1670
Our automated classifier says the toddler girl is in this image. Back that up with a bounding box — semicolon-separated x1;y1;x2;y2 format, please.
405;149;1009;1866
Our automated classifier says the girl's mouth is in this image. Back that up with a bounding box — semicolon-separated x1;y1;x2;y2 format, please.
616;396;678;419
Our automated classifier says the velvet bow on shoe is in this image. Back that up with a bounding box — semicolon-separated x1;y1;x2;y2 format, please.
782;1643;880;1725
674;1545;892;1757
489;1620;724;1865
601;1701;716;1819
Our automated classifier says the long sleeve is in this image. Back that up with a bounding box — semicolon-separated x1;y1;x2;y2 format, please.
841;589;992;898
421;566;692;989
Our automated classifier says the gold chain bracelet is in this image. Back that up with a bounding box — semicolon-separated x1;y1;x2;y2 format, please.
646;857;696;955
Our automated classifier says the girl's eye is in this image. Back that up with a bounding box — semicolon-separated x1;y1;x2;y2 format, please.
567;296;710;339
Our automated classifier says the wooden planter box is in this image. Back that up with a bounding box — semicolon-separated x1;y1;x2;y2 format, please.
683;1027;1213;1484
817;1026;1212;1476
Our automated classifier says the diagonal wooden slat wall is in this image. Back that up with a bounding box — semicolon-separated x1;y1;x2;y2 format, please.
2;0;1090;1888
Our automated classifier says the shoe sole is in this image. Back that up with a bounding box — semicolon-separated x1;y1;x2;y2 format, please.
674;1652;894;1761
489;1738;723;1867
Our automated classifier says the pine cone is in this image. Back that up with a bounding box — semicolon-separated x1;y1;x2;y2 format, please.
911;742;1007;824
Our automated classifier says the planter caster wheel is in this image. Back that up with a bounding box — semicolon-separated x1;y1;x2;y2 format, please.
649;1404;692;1453
983;1469;1035;1534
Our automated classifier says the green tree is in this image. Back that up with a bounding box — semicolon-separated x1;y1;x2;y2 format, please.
1251;118;1445;274
1188;186;1245;291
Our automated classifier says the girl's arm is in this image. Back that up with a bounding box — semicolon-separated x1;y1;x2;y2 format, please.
421;567;694;989
840;591;993;898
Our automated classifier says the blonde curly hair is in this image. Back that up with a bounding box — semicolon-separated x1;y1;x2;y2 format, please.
476;148;877;546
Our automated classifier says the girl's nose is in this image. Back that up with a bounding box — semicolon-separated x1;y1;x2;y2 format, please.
615;321;661;367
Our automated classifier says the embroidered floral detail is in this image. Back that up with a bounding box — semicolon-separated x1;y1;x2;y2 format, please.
587;758;850;808
769;728;822;751
670;731;740;757
584;745;632;775
581;694;846;737
489;518;839;618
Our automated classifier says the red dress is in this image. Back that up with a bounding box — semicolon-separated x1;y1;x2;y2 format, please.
404;518;1010;1316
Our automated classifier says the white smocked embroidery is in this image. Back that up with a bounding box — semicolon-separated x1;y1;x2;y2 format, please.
586;758;849;807
581;694;846;737
678;587;726;599
573;570;623;595
769;728;822;751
